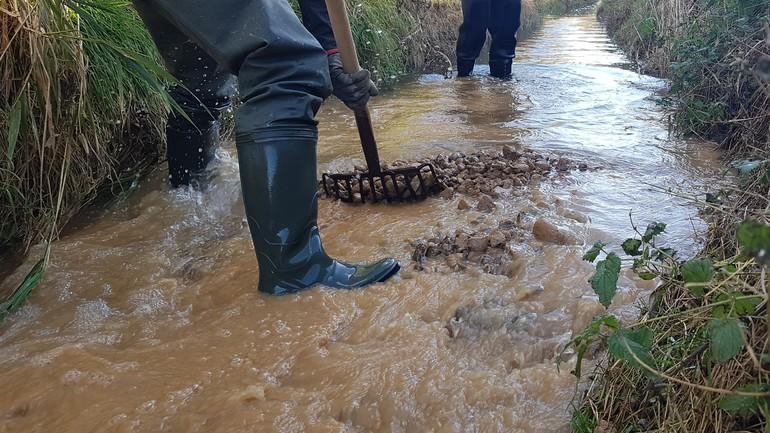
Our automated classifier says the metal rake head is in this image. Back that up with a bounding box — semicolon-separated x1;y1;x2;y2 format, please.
322;163;442;204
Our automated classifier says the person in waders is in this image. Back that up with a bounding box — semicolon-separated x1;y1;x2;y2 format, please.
455;0;522;79
132;0;400;295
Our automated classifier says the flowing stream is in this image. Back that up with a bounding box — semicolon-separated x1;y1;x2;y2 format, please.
0;15;723;433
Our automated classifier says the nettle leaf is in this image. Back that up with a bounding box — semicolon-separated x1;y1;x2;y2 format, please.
588;314;621;333
622;239;643;256
681;258;714;296
708;317;744;363
719;384;770;417
737;221;770;265
608;327;656;377
642;222;667;243
734;296;761;316
583;241;606;263
732;159;765;176
591;253;621;308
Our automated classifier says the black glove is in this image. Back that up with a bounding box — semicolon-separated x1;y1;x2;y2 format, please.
328;53;379;111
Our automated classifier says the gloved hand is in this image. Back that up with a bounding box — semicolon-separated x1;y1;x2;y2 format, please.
328;53;379;111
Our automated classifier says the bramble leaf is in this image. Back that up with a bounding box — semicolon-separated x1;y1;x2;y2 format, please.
583;241;606;263
681;258;714;296
591;253;621;308
622;239;642;256
719;384;770;417
708;317;744;363
737;221;770;265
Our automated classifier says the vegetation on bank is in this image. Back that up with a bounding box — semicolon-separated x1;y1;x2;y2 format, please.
535;0;597;16
571;0;770;431
597;0;770;150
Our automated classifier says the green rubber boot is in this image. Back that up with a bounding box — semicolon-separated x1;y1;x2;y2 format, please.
237;126;400;295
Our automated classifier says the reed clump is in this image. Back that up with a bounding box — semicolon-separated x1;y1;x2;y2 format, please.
1;0;170;250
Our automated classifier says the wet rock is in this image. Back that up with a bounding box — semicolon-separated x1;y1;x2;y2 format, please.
236;385;266;403
501;259;524;280
511;163;531;174
578;162;589;171
556;156;571;172
514;286;543;301
476;195;496;213
561;208;588;224
532;218;577;245
455;232;470;251
446;253;465;271
457;198;470;210
468;236;489;252
466;251;484;263
487;229;507;248
535;160;551;171
438;187;455;199
502;145;520;161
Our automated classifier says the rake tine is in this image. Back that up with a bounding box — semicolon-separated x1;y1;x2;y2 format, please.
365;175;373;202
345;177;354;202
322;173;331;197
333;176;342;201
414;170;426;199
388;173;400;203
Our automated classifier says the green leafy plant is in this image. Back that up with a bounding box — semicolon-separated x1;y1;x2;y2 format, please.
561;218;763;382
566;218;770;427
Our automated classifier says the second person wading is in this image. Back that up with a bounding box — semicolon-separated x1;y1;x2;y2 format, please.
456;0;522;79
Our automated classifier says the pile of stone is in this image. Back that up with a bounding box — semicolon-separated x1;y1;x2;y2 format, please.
429;145;583;199
320;145;586;202
411;219;525;278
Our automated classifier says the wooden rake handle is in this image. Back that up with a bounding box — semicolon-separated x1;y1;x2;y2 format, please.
324;0;382;175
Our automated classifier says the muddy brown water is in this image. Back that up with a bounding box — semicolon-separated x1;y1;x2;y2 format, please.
1;16;724;433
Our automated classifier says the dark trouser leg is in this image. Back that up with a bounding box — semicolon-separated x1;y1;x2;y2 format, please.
456;0;491;77
488;0;521;79
134;4;236;187
132;0;399;294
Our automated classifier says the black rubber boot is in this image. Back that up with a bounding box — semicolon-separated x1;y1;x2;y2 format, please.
489;59;513;80
237;126;400;295
456;59;476;77
166;117;219;187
